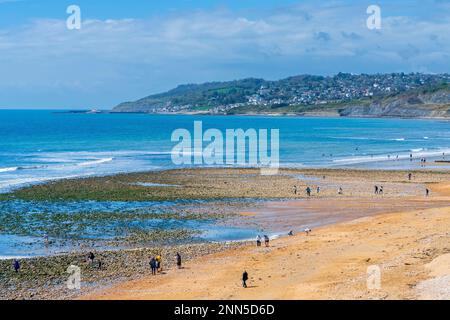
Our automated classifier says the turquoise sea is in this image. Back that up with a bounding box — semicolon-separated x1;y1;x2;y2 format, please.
1;110;450;257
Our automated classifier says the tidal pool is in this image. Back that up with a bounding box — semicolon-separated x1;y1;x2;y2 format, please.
0;199;259;258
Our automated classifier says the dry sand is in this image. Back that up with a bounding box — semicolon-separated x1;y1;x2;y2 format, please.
82;180;450;300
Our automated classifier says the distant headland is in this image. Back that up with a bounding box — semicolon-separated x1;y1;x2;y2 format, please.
77;73;450;119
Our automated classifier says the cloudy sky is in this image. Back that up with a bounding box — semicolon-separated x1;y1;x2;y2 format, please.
1;0;449;109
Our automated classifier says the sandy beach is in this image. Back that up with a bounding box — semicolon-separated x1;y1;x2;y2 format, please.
82;204;450;300
81;173;450;300
1;168;449;300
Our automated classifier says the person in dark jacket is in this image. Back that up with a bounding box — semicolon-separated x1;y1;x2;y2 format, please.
88;252;95;264
176;253;182;269
13;259;20;273
306;187;311;197
149;257;157;275
242;271;249;288
256;235;262;247
264;235;270;247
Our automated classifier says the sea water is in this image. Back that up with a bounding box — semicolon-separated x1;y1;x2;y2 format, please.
1;110;450;192
1;110;450;257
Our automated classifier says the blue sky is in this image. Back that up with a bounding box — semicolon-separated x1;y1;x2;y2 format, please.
1;0;449;109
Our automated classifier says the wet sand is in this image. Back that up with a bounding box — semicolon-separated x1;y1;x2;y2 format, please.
2;168;450;300
235;197;450;234
82;180;450;300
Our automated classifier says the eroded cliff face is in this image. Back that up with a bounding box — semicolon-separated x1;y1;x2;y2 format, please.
112;83;450;119
340;90;450;118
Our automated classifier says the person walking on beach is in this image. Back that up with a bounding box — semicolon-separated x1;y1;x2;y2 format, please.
242;271;249;288
379;186;384;195
338;187;343;195
176;253;182;269
256;235;262;247
293;185;298;195
306;187;311;197
156;254;162;272
421;158;427;167
316;186;320;194
264;235;270;247
374;186;379;194
408;173;412;181
13;259;20;273
88;252;95;264
426;188;430;197
149;257;157;275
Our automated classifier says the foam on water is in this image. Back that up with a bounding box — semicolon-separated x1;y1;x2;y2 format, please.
0;167;18;173
1;111;450;256
332;148;450;165
77;157;114;167
1;111;450;193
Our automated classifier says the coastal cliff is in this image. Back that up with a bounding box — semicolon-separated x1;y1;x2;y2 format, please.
339;88;450;118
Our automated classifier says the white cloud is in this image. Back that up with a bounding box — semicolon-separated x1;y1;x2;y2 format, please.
0;2;449;108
